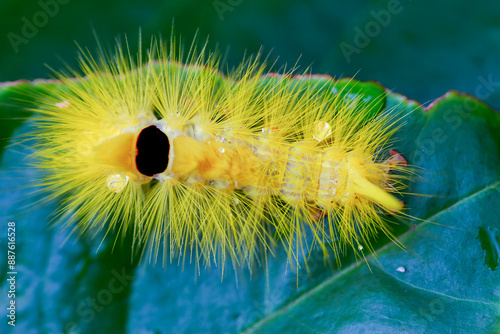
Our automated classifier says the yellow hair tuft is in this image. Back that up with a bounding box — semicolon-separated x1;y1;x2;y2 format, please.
30;37;413;274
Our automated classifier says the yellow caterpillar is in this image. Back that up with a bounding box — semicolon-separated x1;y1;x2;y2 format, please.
31;38;410;272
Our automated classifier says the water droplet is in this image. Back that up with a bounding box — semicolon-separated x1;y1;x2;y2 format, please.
215;134;226;143
396;266;406;273
106;174;129;193
358;245;363;251
262;127;271;135
234;198;240;205
313;121;332;142
218;147;225;153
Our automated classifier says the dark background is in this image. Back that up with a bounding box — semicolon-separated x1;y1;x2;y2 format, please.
1;0;500;109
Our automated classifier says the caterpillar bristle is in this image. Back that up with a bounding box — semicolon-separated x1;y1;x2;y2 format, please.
30;36;414;274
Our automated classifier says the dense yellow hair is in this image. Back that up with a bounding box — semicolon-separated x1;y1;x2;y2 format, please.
31;38;410;273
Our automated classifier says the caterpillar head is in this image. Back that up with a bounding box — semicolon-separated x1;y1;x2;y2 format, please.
91;114;208;193
94;122;171;191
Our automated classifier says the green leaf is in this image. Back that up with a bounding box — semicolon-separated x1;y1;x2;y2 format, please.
1;76;499;334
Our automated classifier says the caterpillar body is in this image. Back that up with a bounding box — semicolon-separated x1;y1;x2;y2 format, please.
31;39;410;271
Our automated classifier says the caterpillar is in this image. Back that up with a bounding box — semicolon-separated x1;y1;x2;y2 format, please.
30;37;411;272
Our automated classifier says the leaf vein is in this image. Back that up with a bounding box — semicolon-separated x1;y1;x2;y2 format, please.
241;181;500;333
372;264;496;306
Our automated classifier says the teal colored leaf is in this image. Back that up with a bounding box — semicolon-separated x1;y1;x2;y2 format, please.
0;75;499;334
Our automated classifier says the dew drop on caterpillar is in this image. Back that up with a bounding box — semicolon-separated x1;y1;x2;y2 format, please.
29;36;414;273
